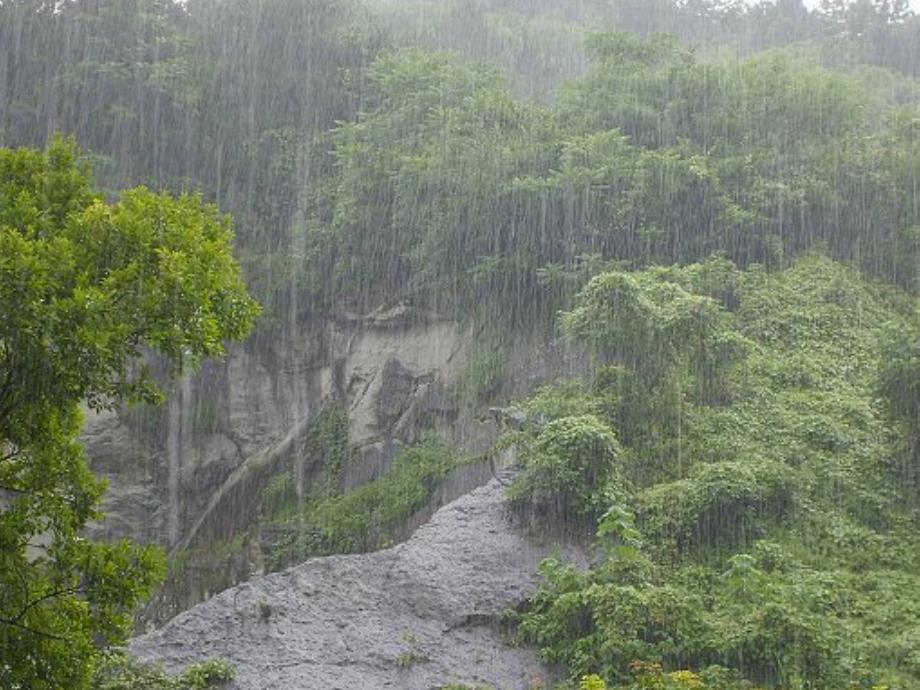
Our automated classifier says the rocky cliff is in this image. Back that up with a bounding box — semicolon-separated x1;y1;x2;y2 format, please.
81;305;586;625
84;308;469;546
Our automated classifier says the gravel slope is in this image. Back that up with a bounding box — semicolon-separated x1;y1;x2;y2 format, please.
131;473;584;690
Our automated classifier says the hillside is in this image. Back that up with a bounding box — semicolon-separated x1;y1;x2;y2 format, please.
1;1;919;689
508;255;920;688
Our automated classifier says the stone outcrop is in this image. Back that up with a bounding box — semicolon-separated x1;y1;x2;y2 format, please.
81;301;587;626
131;474;585;690
82;308;472;547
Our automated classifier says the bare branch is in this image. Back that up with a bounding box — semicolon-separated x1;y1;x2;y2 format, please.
10;584;87;623
0;618;67;641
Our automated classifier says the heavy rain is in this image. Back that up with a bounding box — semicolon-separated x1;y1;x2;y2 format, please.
1;1;920;688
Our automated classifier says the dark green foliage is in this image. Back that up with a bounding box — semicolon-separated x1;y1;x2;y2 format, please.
3;1;920;331
512;257;920;689
305;27;920;327
310;48;557;322
0;0;381;329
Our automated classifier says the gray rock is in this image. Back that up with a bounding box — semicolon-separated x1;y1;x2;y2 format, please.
131;475;584;690
489;407;529;432
375;358;418;429
340;440;401;491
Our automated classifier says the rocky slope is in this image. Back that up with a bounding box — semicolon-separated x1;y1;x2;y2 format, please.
131;473;585;690
83;309;474;550
82;305;586;624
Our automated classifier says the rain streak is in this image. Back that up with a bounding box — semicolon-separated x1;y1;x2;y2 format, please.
1;1;919;689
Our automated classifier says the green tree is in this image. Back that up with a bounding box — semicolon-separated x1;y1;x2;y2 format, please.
315;49;554;323
559;262;745;473
878;307;920;480
0;138;259;688
508;414;621;523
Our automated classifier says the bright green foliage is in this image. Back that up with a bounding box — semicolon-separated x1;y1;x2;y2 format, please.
557;259;748;483
581;674;607;690
0;139;258;688
509;415;621;524
637;459;797;556
619;662;752;690
513;256;920;689
561;262;746;403
264;437;459;568
92;651;234;689
877;307;920;480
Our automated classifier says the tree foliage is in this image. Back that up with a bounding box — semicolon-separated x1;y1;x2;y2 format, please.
1;2;919;687
508;414;621;523
511;256;920;689
0;138;258;688
3;0;920;329
877;306;920;480
302;31;920;333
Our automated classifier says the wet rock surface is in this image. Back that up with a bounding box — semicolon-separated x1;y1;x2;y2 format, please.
131;474;584;690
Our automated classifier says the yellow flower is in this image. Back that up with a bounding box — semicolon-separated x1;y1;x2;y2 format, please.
666;670;704;689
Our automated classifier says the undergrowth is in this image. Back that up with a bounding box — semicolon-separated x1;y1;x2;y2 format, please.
263;436;461;569
506;256;920;689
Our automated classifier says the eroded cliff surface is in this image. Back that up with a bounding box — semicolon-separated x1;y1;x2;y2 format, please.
81;305;586;626
83;309;473;550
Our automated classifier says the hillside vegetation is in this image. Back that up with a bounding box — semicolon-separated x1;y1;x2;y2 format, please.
1;1;919;688
506;255;920;689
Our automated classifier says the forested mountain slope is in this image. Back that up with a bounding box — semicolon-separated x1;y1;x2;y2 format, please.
127;252;920;690
1;1;920;688
507;255;920;689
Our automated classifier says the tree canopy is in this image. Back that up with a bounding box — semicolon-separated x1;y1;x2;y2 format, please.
511;256;920;688
2;1;920;687
0;137;259;689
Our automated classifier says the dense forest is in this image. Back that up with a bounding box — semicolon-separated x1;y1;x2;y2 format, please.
2;0;920;688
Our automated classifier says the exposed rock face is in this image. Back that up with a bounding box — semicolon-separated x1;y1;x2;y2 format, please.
131;474;584;690
80;310;484;624
81;302;587;626
82;406;166;543
82;311;473;551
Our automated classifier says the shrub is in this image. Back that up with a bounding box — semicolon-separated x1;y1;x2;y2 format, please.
509;415;622;524
637;460;797;556
92;652;234;689
265;437;459;567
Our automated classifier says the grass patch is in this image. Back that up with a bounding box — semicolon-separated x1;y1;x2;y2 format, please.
265;437;460;569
